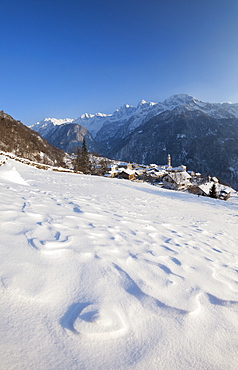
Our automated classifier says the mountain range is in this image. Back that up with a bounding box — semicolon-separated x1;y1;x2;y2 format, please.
30;94;238;189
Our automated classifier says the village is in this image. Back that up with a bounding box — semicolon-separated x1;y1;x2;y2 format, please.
104;154;233;201
0;150;234;201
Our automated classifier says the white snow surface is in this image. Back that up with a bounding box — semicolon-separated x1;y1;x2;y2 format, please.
1;160;238;369
0;162;29;185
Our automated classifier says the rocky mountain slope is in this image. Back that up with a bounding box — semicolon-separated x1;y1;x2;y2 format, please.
0;111;67;167
31;95;238;189
109;108;238;189
31;118;103;154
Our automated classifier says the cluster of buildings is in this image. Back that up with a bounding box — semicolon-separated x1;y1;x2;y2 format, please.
105;154;233;200
1;150;233;201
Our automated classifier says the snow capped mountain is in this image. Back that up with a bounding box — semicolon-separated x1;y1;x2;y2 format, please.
30;94;238;189
162;94;238;119
164;94;197;106
31;94;238;141
33;117;74;128
73;112;112;138
31;117;74;138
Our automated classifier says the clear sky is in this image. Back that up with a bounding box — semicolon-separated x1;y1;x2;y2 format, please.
1;0;238;125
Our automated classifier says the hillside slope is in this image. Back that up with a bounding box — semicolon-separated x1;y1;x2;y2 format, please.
0;111;67;167
0;160;238;369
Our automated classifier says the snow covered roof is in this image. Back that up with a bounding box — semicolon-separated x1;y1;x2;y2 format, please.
198;182;233;196
170;165;187;172
198;182;213;195
147;169;165;176
119;168;135;175
165;171;191;183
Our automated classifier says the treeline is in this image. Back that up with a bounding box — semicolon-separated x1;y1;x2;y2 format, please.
74;138;109;175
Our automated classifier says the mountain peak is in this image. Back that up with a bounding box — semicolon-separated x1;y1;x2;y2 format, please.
164;94;198;106
80;113;94;119
42;118;74;126
114;104;136;117
138;99;147;106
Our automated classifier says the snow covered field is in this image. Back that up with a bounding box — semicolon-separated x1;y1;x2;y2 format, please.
0;160;238;370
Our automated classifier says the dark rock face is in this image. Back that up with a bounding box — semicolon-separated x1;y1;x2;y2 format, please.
33;122;103;155
0;111;67;167
109;109;238;189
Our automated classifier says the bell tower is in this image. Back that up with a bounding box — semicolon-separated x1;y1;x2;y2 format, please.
167;154;171;167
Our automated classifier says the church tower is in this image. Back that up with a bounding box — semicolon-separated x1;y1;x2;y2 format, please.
167;154;171;167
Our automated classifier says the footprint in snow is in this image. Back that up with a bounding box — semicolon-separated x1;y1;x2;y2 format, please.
60;302;128;339
26;226;72;256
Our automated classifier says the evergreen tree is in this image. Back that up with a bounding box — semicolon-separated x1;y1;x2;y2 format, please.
209;183;217;198
74;147;82;172
74;138;91;174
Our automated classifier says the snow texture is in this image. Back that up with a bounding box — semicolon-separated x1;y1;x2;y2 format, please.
0;159;238;369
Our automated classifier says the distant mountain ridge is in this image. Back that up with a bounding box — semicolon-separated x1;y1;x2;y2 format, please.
30;94;238;189
31;94;238;139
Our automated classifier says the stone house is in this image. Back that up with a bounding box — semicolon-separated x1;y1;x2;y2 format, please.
118;168;136;180
163;172;191;190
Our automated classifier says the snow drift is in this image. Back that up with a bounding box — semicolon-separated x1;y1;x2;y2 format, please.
0;160;238;369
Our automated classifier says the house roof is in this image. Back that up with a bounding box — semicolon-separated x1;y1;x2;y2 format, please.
169;165;187;172
198;182;233;195
164;172;191;184
198;182;213;195
119;168;135;175
147;169;165;176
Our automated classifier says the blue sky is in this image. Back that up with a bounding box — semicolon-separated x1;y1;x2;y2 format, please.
1;0;238;125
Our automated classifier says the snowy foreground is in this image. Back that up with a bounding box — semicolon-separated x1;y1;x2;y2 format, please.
1;160;238;370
